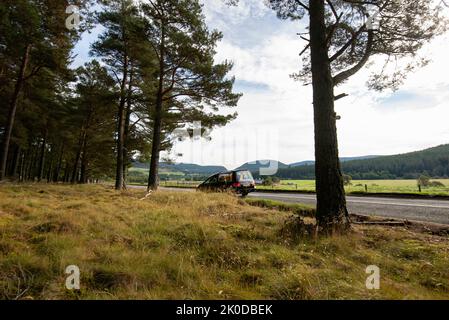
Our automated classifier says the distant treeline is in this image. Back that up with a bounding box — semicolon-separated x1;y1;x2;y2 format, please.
253;144;449;180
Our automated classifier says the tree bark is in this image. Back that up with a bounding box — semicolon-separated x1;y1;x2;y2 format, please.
18;151;25;182
8;145;21;178
309;0;350;235
0;44;31;181
27;144;38;181
115;55;129;190
71;130;86;184
63;162;70;183
80;134;88;184
37;130;48;182
147;23;166;192
54;144;64;182
123;64;135;187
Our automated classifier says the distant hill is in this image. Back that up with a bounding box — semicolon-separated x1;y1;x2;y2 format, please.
235;160;289;172
161;163;228;175
256;144;449;180
289;156;381;167
289;160;315;167
132;161;227;175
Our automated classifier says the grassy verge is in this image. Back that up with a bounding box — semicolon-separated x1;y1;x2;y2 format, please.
0;184;448;300
244;198;315;218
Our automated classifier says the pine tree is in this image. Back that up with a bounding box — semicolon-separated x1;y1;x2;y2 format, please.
0;0;88;181
229;0;447;234
141;0;241;191
92;0;148;190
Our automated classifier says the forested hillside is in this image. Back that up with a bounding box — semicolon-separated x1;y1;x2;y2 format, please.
269;144;449;180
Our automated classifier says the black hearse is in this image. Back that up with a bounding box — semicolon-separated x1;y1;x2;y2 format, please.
197;170;256;196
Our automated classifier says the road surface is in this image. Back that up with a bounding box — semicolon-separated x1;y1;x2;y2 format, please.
248;192;449;225
146;187;449;225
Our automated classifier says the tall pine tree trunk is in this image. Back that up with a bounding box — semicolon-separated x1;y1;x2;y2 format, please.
9;145;21;178
63;162;70;183
18;151;25;182
123;64;134;187
309;0;350;235
0;44;31;181
54;144;64;182
115;55;129;190
37;130;48;182
147;95;163;191
148;25;166;192
71;130;86;184
80;134;88;184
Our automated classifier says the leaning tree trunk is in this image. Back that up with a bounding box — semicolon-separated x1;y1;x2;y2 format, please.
0;44;31;181
309;0;350;235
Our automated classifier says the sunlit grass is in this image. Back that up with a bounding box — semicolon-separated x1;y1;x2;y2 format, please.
0;184;448;300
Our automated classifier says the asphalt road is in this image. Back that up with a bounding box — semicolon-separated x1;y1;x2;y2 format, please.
248;192;449;225
151;187;449;225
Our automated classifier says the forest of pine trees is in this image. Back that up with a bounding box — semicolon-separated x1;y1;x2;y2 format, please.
267;144;449;180
0;0;240;190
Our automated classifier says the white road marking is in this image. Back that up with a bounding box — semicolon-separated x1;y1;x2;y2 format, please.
346;199;449;209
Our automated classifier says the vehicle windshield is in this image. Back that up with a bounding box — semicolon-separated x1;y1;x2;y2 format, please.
236;171;254;182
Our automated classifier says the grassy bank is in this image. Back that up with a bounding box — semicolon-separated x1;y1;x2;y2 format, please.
0;184;448;299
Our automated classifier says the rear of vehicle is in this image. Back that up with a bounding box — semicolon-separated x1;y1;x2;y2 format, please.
197;170;256;196
232;170;256;196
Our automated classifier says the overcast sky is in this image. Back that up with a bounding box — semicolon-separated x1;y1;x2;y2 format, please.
74;0;449;169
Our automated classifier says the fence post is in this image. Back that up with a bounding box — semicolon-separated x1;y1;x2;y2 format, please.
365;184;368;193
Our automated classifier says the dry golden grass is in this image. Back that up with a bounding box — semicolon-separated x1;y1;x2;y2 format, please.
0;184;448;300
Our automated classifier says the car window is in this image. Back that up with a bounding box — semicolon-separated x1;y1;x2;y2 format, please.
208;175;218;184
203;176;215;185
218;173;232;183
236;171;254;182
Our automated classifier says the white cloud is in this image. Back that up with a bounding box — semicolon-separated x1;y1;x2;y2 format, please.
175;0;449;168
74;0;449;168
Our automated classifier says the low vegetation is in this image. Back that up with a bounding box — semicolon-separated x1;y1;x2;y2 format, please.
244;198;315;218
0;184;448;299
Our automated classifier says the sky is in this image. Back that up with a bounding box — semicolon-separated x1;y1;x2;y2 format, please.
73;0;449;169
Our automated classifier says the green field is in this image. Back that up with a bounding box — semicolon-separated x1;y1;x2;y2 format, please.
158;179;449;196
257;179;449;196
258;179;449;195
